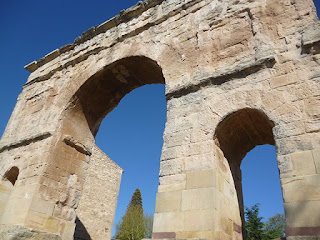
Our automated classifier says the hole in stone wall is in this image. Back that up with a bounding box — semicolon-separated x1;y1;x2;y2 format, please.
3;166;19;186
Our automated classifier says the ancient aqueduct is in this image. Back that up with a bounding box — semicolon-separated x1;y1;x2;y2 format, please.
0;0;320;239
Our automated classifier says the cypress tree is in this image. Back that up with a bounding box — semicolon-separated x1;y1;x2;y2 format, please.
245;204;266;240
115;188;145;240
129;188;143;208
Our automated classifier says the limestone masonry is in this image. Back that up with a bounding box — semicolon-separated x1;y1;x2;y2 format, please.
0;0;319;239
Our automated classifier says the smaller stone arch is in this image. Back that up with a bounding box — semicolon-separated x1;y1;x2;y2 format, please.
215;108;275;166
214;108;277;239
0;166;19;223
2;166;19;187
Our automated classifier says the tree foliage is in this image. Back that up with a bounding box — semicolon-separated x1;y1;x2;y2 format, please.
264;213;286;239
245;204;286;240
115;188;153;240
129;188;143;207
245;204;266;240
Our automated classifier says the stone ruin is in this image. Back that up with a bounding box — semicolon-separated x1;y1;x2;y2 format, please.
0;0;319;239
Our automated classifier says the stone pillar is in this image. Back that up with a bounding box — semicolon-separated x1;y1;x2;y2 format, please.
152;93;243;239
279;149;320;240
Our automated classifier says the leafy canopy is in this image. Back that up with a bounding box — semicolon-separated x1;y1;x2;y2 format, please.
264;213;286;239
245;204;286;240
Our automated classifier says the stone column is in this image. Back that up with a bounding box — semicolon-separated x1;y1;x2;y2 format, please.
279;149;320;240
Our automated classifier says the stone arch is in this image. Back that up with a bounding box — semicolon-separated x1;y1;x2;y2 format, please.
41;55;166;239
214;108;277;238
0;166;19;225
215;108;275;165
2;166;19;187
64;55;165;136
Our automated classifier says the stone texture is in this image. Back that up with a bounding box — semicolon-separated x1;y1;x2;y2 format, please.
0;0;319;239
181;187;216;211
284;201;320;227
75;146;123;240
155;191;182;213
282;175;320;202
186;170;216;190
290;151;317;176
0;225;61;240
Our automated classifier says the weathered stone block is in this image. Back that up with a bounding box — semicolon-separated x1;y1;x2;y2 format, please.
183;209;217;232
185;153;215;172
160;159;184;176
181;187;216;211
302;22;320;46
153;212;184;232
30;197;55;216
305;119;320;133
278;154;294;176
269;72;298;88
305;97;320;119
155;190;182;213
282;175;320;202
277;135;314;156
290;151;316;176
158;182;186;193
44;217;61;234
159;173;186;186
284;201;320;227
25;210;48;230
186;170;216;190
0;209;28;225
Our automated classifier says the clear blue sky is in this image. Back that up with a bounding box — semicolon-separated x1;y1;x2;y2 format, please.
1;0;319;235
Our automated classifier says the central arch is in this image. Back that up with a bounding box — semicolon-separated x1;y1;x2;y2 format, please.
68;56;165;136
214;108;277;239
42;56;165;240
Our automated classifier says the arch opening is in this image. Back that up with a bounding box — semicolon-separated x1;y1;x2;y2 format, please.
72;56;165;136
214;108;277;239
54;56;166;240
241;144;285;237
2;166;19;187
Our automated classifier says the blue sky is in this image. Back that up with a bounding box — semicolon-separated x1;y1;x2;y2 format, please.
1;0;319;235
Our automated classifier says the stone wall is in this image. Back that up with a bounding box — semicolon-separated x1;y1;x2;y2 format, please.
74;146;123;240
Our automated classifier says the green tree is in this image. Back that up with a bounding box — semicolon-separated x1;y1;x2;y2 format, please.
264;213;286;239
245;204;266;240
115;188;153;240
129;188;143;207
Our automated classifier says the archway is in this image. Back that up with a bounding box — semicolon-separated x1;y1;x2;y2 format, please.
42;56;165;240
214;108;277;239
